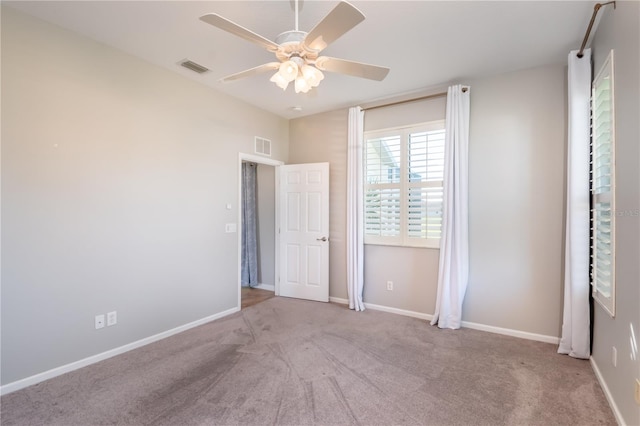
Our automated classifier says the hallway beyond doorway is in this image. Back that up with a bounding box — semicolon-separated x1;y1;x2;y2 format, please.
241;287;275;309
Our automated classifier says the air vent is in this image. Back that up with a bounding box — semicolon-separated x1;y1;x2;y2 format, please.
255;137;272;157
180;60;209;74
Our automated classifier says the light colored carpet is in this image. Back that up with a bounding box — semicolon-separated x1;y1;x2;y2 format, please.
1;297;615;425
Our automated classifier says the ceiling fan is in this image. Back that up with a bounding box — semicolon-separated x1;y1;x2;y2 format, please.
199;1;390;93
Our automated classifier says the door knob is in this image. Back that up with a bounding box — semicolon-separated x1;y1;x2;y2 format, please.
316;237;328;242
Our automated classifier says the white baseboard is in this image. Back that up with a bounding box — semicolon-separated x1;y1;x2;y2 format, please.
0;307;240;396
460;320;560;344
331;297;431;320
254;283;275;291
590;357;627;426
330;297;559;344
364;302;433;321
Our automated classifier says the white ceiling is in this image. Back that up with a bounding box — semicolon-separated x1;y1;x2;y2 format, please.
7;1;596;119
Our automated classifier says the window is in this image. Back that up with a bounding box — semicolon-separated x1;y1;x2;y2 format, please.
364;121;444;248
591;50;615;316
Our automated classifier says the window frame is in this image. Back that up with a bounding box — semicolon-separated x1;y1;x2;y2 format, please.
364;120;445;249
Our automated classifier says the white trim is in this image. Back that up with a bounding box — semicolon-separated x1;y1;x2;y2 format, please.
460;320;560;344
239;153;283;167
590;357;627;426
0;307;239;396
330;297;559;344
365;302;432;321
331;297;431;320
254;283;275;291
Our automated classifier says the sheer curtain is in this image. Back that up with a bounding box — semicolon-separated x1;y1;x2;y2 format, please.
241;162;259;288
431;85;470;329
558;49;591;359
347;106;365;311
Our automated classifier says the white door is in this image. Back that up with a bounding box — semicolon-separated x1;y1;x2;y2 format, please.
278;163;329;302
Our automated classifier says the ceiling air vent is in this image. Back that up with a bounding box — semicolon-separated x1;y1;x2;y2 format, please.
255;137;272;157
180;60;209;74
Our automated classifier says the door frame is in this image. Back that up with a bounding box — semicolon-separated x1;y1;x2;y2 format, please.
237;153;284;309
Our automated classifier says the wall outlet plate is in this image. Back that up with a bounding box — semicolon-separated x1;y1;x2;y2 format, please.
386;281;393;291
95;314;105;329
107;311;117;326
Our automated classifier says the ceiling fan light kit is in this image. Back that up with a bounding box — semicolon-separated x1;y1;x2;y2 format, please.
302;64;324;87
269;71;290;90
270;59;325;94
200;1;389;94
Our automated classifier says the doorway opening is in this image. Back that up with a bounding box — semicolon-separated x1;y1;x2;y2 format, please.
238;153;283;310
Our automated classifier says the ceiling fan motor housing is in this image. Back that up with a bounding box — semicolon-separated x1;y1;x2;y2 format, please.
275;30;306;46
274;30;319;63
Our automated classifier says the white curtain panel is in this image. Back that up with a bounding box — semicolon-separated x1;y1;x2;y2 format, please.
431;85;470;329
347;106;365;311
558;49;591;359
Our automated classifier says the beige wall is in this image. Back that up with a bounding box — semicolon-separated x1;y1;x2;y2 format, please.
364;95;446;131
256;164;276;287
591;2;640;424
463;64;566;337
1;7;289;385
290;63;567;339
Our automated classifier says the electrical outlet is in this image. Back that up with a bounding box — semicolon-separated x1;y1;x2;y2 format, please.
635;379;640;405
107;311;117;327
95;314;105;330
386;281;393;291
612;346;617;367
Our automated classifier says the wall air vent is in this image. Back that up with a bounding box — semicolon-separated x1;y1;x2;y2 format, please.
180;60;209;74
255;137;272;157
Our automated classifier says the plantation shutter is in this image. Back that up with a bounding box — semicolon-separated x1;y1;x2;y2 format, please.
407;130;444;240
363;121;445;248
365;135;402;241
590;51;615;316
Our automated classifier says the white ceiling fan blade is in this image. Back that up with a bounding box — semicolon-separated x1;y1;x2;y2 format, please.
220;62;281;82
200;14;280;52
315;57;390;81
303;2;365;52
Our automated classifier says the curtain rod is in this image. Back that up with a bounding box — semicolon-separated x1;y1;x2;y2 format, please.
363;87;468;112
577;1;616;58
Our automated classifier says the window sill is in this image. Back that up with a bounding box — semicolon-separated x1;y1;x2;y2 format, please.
364;242;440;250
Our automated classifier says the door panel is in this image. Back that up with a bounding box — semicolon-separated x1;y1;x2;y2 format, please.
286;192;301;231
279;163;329;302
